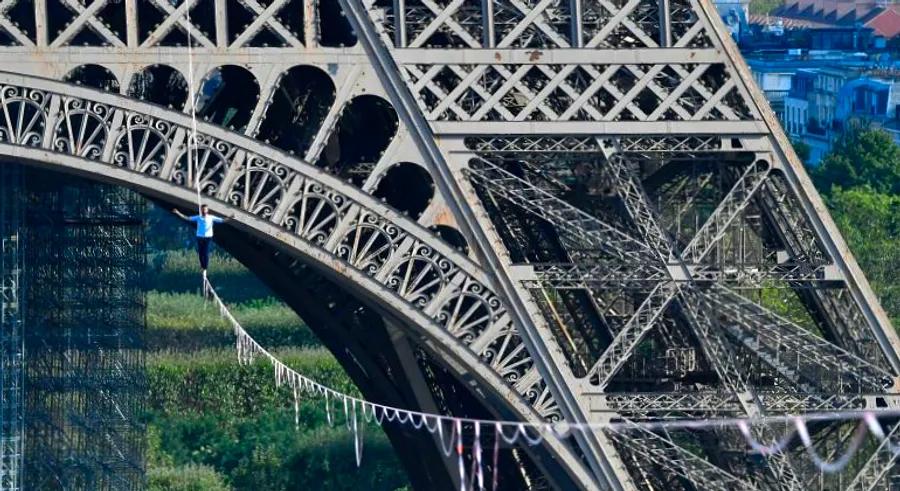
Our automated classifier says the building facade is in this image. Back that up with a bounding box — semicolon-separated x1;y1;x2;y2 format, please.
746;55;900;162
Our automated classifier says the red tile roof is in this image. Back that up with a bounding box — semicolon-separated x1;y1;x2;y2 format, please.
769;1;900;38
865;6;900;38
749;13;834;28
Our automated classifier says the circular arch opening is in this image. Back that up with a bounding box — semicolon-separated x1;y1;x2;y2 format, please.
372;163;434;221
195;65;260;132
127;65;189;110
429;225;469;254
256;65;336;157
64;64;119;92
319;95;398;184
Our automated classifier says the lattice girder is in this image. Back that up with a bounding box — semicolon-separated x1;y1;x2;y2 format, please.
340;0;900;488
1;0;899;488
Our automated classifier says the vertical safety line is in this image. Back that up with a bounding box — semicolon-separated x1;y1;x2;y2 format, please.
185;0;202;212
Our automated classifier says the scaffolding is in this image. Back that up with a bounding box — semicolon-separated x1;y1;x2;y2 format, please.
23;169;147;490
0;164;24;491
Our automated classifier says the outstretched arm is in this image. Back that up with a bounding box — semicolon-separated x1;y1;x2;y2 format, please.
213;213;234;224
172;209;192;221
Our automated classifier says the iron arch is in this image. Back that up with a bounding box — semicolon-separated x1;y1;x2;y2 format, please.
0;73;595;489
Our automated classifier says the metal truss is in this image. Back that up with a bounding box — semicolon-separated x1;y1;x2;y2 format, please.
599;148;805;489
609;420;759;491
1;0;899;489
528;261;836;289
679;159;772;264
22;170;146;489
467;128;782;483
0;0;329;49
703;287;894;393
461;131;896;487
588;283;677;388
0;164;23;491
594;391;897;418
466;149;881;395
466;157;656;266
754;177;893;366
845;421;900;491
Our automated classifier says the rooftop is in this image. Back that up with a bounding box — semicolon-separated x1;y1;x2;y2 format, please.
767;0;900;37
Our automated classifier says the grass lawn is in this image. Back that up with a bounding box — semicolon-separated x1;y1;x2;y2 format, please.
145;242;408;490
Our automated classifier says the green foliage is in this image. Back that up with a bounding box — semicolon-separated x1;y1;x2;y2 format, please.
145;350;407;490
150;412;407;491
148;464;229;491
146;292;319;351
802;124;900;325
148;249;272;302
142;201;410;488
826;188;900;322
757;287;825;337
749;0;781;15
813;124;900;194
791;139;811;164
147;348;355;416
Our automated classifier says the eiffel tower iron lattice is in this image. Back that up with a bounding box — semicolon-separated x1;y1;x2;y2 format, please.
0;0;898;489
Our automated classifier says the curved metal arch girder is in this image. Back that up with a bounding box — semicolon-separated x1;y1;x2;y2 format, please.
0;72;596;487
215;232;566;490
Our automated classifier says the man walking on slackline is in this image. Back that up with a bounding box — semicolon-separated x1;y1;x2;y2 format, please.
173;204;226;275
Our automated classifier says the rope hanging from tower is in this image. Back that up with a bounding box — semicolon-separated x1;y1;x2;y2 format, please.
185;1;202;217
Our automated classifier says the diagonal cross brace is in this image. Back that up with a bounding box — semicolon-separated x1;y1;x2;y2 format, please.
681;159;772;262
705;285;895;392
466;157;658;268
609;420;760;491
600;142;805;490
0;0;34;46
52;0;126;48
585;157;773;388
230;0;304;48
142;0;215;48
587;282;677;387
408;0;479;48
845;421;900;491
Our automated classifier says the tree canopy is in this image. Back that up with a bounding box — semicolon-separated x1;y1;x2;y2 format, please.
826;187;900;320
813;123;900;194
811;124;900;324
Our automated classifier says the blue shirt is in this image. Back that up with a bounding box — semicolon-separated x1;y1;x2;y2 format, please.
190;214;224;238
